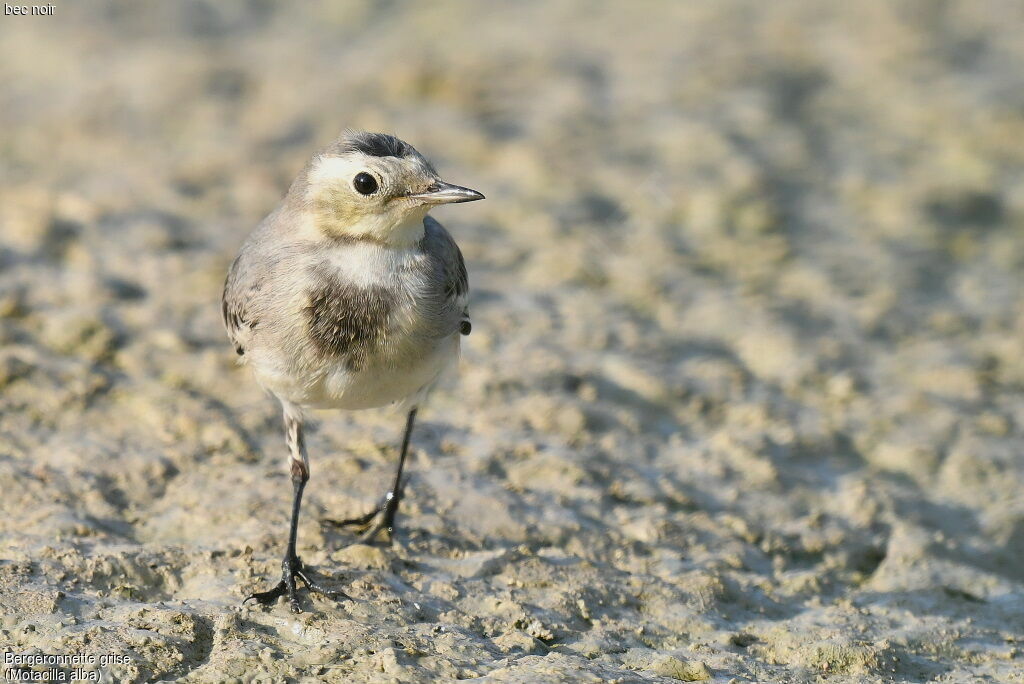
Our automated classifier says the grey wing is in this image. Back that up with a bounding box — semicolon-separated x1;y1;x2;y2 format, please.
423;216;471;337
221;252;259;357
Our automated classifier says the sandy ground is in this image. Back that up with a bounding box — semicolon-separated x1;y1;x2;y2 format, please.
1;1;1024;682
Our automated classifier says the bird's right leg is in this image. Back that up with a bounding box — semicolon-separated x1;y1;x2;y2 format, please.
245;405;344;612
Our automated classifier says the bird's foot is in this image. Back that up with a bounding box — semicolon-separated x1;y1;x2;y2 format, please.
321;491;400;544
244;554;347;613
354;512;395;544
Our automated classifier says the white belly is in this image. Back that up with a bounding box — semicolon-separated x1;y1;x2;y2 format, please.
306;334;459;410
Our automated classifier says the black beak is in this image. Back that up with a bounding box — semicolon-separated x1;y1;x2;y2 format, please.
406;181;485;205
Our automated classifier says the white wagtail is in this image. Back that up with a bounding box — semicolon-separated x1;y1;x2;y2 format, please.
222;131;483;611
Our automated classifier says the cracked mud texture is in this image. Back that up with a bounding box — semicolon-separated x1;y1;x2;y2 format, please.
2;1;1024;682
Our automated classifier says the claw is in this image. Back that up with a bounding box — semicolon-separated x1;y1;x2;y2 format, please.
321;490;400;544
244;555;348;612
321;501;385;532
356;514;396;544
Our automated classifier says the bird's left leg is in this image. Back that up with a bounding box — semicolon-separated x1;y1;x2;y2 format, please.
245;405;344;612
322;407;417;543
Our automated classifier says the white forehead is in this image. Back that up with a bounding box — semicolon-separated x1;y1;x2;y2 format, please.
308;154;376;187
307;152;433;190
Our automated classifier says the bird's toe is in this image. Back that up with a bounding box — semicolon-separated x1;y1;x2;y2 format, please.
243;556;346;611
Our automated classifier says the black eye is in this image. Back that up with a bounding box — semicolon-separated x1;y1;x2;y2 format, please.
353;172;378;195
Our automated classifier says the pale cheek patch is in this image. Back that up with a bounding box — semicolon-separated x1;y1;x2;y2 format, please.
305;154;423;244
313;196;360;233
308;156;370;230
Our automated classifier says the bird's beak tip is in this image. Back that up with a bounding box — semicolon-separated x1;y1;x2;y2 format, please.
407;181;485;205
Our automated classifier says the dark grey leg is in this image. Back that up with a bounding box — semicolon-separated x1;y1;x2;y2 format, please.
323;408;418;543
245;409;345;612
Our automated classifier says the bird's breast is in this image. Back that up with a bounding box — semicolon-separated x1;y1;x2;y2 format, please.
301;245;439;373
301;265;457;410
305;276;398;372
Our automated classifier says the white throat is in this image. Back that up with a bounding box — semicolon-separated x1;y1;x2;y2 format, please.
389;209;429;246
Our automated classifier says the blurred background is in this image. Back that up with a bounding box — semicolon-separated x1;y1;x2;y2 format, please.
1;1;1023;681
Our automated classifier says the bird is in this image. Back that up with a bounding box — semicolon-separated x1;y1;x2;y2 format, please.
221;130;483;612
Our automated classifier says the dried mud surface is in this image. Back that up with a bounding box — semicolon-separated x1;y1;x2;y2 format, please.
2;2;1024;682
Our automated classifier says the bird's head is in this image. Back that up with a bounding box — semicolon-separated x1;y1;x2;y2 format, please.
300;131;484;245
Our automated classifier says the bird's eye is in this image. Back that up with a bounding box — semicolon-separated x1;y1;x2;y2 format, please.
353;172;378;195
